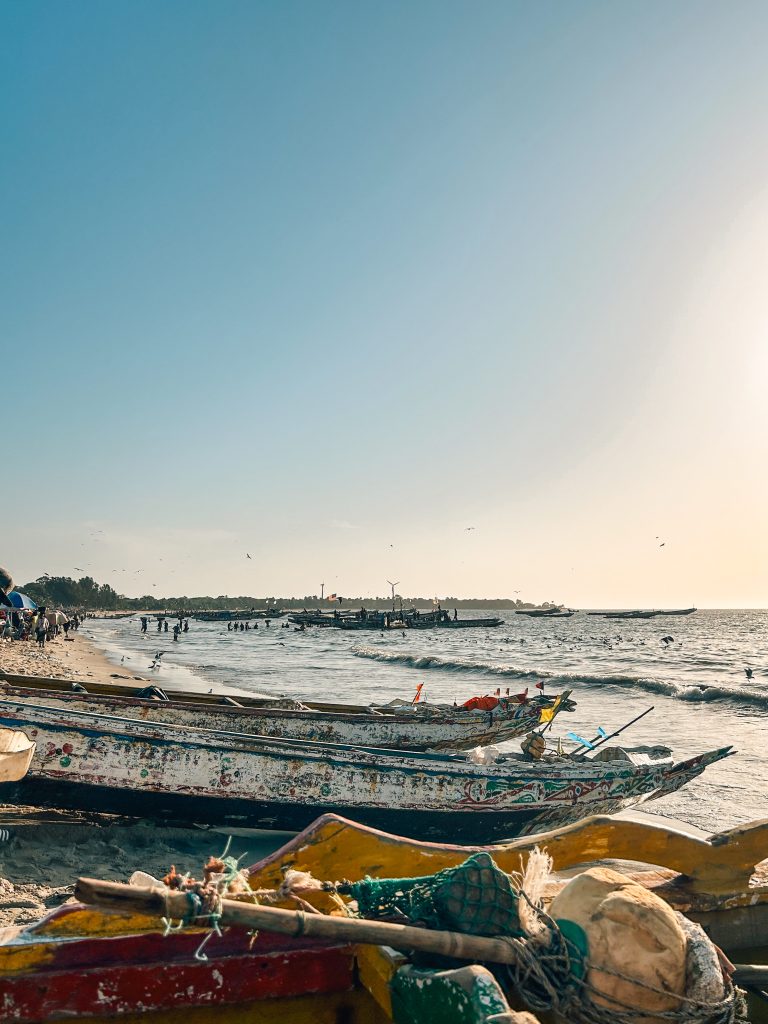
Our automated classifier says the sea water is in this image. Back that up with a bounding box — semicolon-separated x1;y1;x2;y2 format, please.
83;609;768;832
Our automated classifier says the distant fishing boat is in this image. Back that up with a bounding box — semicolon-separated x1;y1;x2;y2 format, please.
290;608;503;629
594;607;697;620
0;675;572;752
514;607;574;618
0;700;732;842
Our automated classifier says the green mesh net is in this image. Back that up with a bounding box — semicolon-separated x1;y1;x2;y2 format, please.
348;852;523;936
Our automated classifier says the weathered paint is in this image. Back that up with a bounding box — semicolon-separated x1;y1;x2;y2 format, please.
246;812;768;924
0;926;356;1021
391;965;528;1024
356;944;406;1019
0;683;564;752
0;701;731;842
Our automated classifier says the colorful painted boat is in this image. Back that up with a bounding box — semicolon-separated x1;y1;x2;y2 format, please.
0;809;764;1022
0;901;535;1023
245;810;768;951
0;675;572;752
0;699;731;841
0;726;34;782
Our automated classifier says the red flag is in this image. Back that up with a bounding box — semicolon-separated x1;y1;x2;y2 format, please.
515;688;529;703
413;683;424;704
535;681;544;690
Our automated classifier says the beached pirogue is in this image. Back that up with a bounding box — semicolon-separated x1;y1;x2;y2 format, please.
0;672;574;751
0;697;731;841
0;811;765;1023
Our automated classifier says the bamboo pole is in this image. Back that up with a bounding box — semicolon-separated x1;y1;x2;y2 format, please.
75;878;520;965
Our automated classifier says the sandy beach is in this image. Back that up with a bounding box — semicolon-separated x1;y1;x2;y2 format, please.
0;630;253;930
0;627;150;686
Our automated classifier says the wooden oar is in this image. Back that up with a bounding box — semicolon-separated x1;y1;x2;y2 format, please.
75;878;521;965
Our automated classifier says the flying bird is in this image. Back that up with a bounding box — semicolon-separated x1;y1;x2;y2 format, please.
74;567;84;572
745;668;754;680
246;553;252;559
464;527;475;531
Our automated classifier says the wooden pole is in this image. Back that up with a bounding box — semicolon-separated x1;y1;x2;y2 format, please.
74;878;521;965
572;706;654;759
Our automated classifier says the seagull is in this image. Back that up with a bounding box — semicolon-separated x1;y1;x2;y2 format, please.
464;527;475;531
74;567;84;572
659;542;665;548
745;668;754;680
661;635;674;645
246;553;252;559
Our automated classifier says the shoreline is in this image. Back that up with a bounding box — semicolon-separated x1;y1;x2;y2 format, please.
0;630;151;685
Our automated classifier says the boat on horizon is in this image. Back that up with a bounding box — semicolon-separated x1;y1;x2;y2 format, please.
514;606;572;617
0;699;732;842
0;674;572;752
587;607;697;620
289;608;503;629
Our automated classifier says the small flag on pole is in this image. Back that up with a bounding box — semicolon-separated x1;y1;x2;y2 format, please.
538;694;562;724
566;731;594;750
535;681;544;690
413;683;424;704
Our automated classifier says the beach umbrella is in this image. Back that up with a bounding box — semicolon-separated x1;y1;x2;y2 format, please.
7;592;37;610
46;610;67;625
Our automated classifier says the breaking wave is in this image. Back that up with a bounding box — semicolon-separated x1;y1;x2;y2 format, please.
353;647;768;711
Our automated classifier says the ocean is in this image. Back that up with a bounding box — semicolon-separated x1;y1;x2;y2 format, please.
83;608;767;834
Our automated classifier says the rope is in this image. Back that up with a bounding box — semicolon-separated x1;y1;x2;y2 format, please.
500;895;747;1024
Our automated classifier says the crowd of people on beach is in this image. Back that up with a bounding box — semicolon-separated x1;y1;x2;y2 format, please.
0;607;83;646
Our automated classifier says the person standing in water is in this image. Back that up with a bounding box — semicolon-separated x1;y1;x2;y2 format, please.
141;616;148;633
164;620;169;633
172;623;180;641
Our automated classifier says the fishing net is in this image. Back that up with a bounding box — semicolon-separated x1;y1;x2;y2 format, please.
349;852;525;936
340;854;747;1024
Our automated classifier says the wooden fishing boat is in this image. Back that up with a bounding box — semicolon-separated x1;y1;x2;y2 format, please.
514;607;566;617
0;726;34;782
245;810;768;951
289;610;504;629
0;901;534;1023
0;699;732;841
0;810;765;1023
0;674;572;751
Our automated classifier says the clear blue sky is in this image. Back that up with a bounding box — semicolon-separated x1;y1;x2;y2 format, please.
4;0;767;605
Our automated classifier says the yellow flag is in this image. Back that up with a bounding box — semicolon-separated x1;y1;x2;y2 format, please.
538;693;562;724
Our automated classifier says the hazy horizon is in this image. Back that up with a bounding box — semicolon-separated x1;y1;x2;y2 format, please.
5;1;767;608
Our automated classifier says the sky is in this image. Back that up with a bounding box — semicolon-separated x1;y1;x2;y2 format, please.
3;0;767;607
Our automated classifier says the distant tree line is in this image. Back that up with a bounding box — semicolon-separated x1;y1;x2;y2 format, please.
20;576;556;612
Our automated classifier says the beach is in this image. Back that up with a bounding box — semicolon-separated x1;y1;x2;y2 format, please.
0;630;189;929
0;628;150;686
